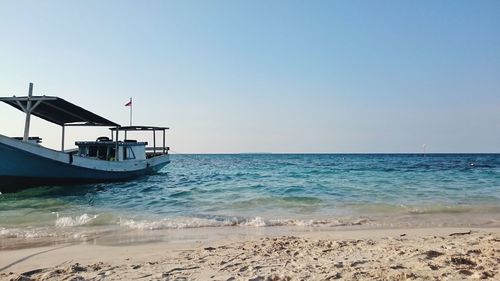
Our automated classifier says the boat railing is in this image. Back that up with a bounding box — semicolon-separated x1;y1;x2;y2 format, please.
146;146;169;157
12;136;42;144
110;126;170;159
64;148;79;154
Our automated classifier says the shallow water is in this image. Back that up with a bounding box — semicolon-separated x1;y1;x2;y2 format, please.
1;154;499;247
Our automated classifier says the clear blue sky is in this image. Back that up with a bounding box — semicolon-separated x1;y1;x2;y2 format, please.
1;0;499;153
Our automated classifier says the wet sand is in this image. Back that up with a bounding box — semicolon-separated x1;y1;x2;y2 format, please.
0;227;498;280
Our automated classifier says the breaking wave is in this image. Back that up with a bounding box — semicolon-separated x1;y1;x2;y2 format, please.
55;213;98;227
118;215;370;230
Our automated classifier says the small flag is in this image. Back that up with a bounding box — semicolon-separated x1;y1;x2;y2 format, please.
125;99;132;106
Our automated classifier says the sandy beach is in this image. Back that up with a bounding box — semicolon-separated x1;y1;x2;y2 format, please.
1;227;498;280
2;0;500;279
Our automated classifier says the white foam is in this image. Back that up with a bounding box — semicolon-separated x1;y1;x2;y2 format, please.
119;216;239;230
241;216;267;227
117;215;362;230
55;214;97;227
0;227;55;239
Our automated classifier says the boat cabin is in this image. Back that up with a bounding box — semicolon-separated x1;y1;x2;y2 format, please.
109;126;169;159
75;138;147;161
75;125;170;161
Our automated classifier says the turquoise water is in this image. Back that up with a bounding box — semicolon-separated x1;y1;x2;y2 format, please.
1;154;499;243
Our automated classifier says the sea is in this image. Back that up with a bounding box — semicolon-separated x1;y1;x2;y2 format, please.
1;154;499;248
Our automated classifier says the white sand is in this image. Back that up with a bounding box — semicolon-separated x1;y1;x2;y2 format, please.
0;227;498;280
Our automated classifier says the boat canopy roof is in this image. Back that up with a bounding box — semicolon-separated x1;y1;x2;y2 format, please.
110;126;169;131
0;95;119;127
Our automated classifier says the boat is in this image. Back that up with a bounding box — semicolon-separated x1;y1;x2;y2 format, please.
0;83;170;193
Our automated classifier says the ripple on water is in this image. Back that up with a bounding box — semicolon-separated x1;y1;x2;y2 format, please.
0;154;499;239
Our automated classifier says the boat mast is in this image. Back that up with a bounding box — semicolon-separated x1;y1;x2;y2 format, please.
129;97;132;126
22;83;34;141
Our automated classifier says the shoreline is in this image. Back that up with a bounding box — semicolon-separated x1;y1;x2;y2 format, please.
1;226;498;280
2;209;499;251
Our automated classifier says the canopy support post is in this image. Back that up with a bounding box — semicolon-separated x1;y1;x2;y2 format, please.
153;129;156;156
22;83;34;141
61;125;65;151
115;127;119;161
162;129;165;154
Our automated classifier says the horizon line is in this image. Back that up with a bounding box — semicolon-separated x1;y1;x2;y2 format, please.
169;152;500;155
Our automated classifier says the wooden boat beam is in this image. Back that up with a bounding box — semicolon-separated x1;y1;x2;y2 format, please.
19;84;47;142
2;84;116;150
14;100;27;112
22;83;34;141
